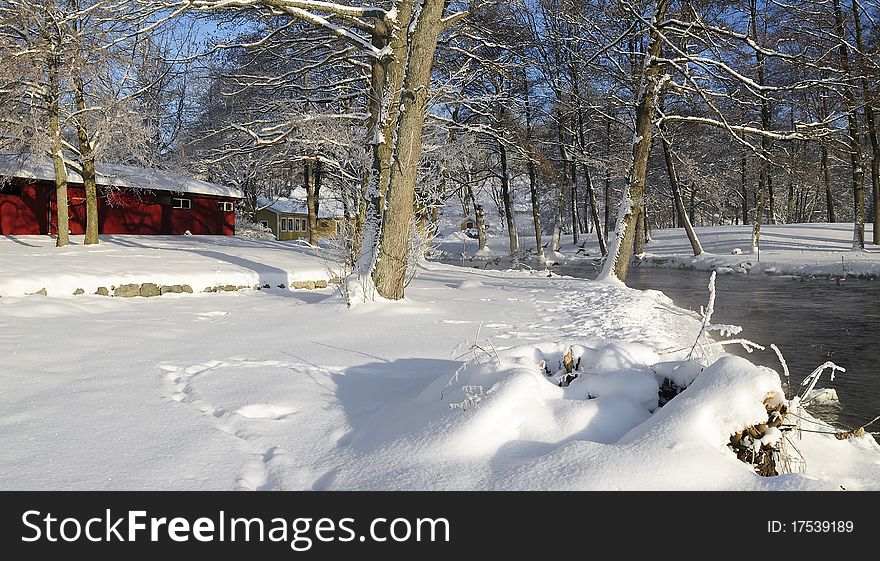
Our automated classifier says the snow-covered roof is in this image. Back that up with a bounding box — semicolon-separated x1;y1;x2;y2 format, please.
0;153;242;199
258;193;346;219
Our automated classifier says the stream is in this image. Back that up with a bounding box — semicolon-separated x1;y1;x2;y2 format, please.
445;255;879;430
570;263;878;430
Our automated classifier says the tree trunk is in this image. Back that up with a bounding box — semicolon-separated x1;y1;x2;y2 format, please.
741;151;749;225
527;159;545;264
851;0;880;244
832;0;866;249
370;0;447;299
467;180;487;252
553;118;569;253
73;75;99;245
570;157;580;245
523;73;545;265
499;140;518;260
819;96;836;223
47;49;69;247
552;182;565;252
689;184;696;226
305;158;319;247
572;78;607;255
661;126;703;256
604;116;612;237
358;4;413;284
599;0;668;282
582;164;607;256
634;207;645;256
750;0;772;250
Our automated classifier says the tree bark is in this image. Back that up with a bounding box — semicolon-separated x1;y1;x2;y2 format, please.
604;116;612;237
570;156;580;245
73;74;100;245
370;0;448;299
499;140;518;259
572;75;607;255
523;73;545;265
466;179;487;251
750;0;772;252
851;0;880;244
358;4;413;283
47;46;69;247
305;157;319;247
819;93;836;223
660;124;703;256
832;0;866;249
600;0;669;282
741;151;749;225
527;159;545;264
634;207;645;256
553;113;569;252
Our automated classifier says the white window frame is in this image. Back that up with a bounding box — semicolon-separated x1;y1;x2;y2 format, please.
218;201;234;212
172;198;191;209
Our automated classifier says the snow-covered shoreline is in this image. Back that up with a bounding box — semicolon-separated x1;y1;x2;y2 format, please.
434;222;880;280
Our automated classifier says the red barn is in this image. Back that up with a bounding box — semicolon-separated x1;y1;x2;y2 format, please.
0;154;242;236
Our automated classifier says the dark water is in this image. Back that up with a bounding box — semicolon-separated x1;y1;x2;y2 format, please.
558;262;879;430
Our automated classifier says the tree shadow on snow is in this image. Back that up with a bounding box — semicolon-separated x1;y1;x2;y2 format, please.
330;358;462;453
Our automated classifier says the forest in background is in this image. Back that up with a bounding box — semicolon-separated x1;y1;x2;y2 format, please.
2;0;879;297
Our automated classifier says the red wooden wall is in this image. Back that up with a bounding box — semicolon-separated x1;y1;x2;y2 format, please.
1;180;236;236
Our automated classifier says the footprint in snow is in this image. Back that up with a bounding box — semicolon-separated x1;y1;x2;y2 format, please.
235;404;297;420
158;358;334;491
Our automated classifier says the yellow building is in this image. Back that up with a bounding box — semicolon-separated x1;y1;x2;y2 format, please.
255;196;346;241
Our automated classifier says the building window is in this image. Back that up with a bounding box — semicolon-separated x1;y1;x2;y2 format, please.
259;220;269;229
172;198;191;209
294;218;303;232
280;218;288;232
0;184;22;196
218;201;234;212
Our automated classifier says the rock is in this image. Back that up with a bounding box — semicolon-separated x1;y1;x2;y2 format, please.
731;247;743;255
139;283;161;297
203;287;215;293
222;284;238;292
160;284;183;295
315;280;328;289
95;287;110;296
32;288;47;296
262;283;271;289
73;288;85;295
113;284;142;297
293;280;316;290
181;285;193;293
277;283;286;289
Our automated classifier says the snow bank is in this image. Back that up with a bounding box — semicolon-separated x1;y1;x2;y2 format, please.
0;235;331;297
2;237;877;491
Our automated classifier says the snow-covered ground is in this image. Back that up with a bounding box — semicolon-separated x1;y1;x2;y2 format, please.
0;235;331;297
640;223;880;278
433;221;880;278
1;234;878;490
